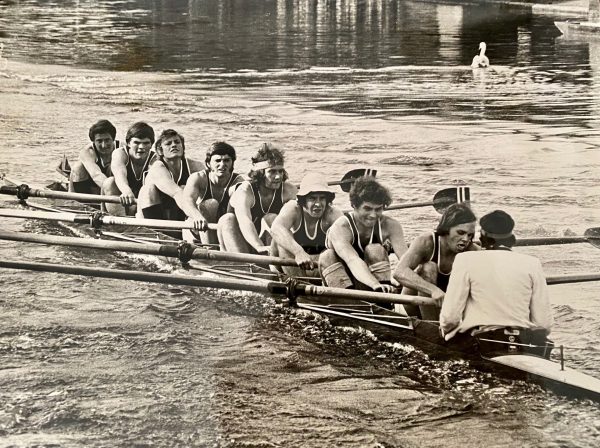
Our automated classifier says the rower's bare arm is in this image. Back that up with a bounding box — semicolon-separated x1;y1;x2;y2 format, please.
329;222;382;290
230;183;264;250
111;149;135;200
393;233;443;297
271;202;305;256
530;259;554;333
384;217;408;258
439;255;470;336
152;164;184;198
178;172;208;222
80;146;108;188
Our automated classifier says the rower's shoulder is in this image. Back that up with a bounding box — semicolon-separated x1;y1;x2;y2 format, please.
282;180;298;199
78;143;96;159
407;231;435;254
187;158;204;172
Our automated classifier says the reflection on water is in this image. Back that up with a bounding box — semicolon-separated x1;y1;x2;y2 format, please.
2;0;600;127
0;0;590;71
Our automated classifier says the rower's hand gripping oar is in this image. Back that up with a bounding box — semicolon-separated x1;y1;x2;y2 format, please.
386;186;471;214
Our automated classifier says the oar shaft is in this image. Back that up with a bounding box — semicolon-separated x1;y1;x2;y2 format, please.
0;185;127;204
386;201;432;211
0;208;218;231
546;273;600;285
0;258;436;306
0;259;274;293
0;230;299;267
515;237;589;246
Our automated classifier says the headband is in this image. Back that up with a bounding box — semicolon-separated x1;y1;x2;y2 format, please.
252;160;280;170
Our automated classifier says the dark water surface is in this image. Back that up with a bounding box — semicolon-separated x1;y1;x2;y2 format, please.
1;0;600;447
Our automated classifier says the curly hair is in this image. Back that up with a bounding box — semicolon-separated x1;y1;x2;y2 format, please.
88;119;117;141
248;142;288;184
125;121;155;145
155;129;185;156
349;176;391;208
435;203;476;236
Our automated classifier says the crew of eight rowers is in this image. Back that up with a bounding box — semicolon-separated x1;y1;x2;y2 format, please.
68;119;553;348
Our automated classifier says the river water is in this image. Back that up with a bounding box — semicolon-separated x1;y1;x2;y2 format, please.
1;0;600;446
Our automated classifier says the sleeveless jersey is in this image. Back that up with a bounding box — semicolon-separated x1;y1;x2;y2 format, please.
292;203;328;255
429;231;451;292
93;141;119;176
157;156;191;221
122;148;155;196
249;182;284;231
199;169;240;219
327;212;384;259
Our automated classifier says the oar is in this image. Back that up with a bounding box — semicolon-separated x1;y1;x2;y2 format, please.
0;230;298;267
386;186;470;214
0;259;437;307
0;208;219;231
0;184;129;205
546;273;600;285
515;228;600;249
328;168;377;192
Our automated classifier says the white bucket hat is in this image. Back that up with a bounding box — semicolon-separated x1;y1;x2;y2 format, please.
297;172;335;198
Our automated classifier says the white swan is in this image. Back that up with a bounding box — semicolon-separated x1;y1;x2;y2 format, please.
471;42;490;68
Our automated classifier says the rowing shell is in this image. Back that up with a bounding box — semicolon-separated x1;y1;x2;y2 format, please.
298;301;600;401
4;178;600;401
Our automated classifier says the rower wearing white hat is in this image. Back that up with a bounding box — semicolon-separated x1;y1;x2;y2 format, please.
270;172;343;276
440;210;553;345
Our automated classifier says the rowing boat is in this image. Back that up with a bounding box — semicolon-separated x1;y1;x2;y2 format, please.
3;174;600;401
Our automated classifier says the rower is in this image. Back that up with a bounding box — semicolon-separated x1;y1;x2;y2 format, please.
69;119;119;195
103;122;156;216
319;176;408;294
440;210;553;353
270;172;343;277
393;203;478;319
179;141;244;245
136;129;203;223
218;143;297;254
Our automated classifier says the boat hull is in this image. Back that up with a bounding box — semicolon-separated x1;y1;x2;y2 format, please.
297;300;600;401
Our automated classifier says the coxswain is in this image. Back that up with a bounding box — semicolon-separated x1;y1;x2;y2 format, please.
69;119;119;195
270;172;343;277
103;121;156;216
440;210;553;353
393;203;479;319
136;129;203;222
218;143;297;254
178;141;244;245
319;176;408;294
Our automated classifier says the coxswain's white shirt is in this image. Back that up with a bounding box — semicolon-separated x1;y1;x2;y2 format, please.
439;250;553;340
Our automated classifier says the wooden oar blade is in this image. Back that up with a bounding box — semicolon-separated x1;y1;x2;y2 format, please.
584;227;600;249
432;186;471;214
336;168;378;192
